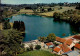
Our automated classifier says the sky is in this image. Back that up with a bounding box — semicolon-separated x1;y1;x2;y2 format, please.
1;0;80;4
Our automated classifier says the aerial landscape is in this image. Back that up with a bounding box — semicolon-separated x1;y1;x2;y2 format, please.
0;0;80;56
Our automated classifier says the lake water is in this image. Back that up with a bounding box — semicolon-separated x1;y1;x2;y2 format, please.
9;14;79;42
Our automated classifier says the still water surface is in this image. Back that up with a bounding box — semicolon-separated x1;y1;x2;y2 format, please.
9;14;79;42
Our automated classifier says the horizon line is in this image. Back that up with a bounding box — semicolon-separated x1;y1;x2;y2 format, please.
1;2;80;5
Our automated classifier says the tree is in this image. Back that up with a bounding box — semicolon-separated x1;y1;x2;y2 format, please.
29;44;33;51
3;20;11;29
48;8;52;12
35;45;41;50
13;21;25;31
38;37;47;42
79;42;80;44
47;33;56;42
60;7;62;9
41;8;45;12
0;29;24;56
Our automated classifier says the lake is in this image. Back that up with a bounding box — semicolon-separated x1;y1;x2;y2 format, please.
9;14;79;42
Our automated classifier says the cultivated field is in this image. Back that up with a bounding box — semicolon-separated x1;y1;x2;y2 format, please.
19;6;76;17
39;6;76;17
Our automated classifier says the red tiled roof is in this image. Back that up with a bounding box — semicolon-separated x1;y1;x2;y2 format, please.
59;43;72;53
65;39;73;46
53;47;61;53
75;43;80;49
46;42;53;46
56;37;66;43
59;44;63;47
73;35;80;40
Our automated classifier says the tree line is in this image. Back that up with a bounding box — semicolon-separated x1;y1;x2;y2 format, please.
53;9;80;27
0;19;26;56
13;21;25;31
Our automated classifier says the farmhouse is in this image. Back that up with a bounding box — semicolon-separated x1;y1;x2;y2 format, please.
55;37;66;44
74;43;80;52
44;42;54;49
53;43;72;55
73;35;80;40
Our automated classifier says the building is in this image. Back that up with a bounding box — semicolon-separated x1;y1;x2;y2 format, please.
55;37;66;44
53;43;72;55
56;37;77;48
65;39;74;48
73;35;80;40
74;43;80;52
44;42;54;49
62;51;80;56
23;40;44;49
53;47;61;54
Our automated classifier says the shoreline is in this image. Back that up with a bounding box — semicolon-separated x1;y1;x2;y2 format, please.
23;34;80;42
6;11;53;19
6;11;80;42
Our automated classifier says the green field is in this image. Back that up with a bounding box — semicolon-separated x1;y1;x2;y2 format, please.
17;50;60;56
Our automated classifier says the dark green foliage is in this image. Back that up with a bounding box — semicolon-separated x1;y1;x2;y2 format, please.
0;29;24;56
3;20;11;29
48;8;52;11
29;44;33;51
76;5;80;10
41;8;45;12
60;7;62;9
13;21;25;31
27;47;31;51
79;42;80;44
38;37;47;42
26;44;33;51
53;10;80;26
38;33;56;42
47;33;56;42
35;45;41;50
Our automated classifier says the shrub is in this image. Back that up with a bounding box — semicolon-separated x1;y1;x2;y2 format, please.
3;20;11;29
35;45;41;50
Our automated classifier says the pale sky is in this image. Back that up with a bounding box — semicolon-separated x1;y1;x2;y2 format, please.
1;0;80;4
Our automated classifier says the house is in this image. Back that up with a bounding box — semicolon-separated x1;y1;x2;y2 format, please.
59;43;72;53
62;51;80;56
74;43;80;52
53;47;61;54
44;42;54;49
55;37;66;44
73;35;80;40
53;43;72;55
65;39;74;48
56;37;75;48
23;40;43;49
65;39;73;46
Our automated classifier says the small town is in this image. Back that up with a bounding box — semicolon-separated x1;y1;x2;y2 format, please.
23;34;80;56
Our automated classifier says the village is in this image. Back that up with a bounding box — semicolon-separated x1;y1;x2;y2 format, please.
1;1;80;56
23;34;80;56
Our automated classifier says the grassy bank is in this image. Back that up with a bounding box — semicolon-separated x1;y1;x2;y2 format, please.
17;50;60;56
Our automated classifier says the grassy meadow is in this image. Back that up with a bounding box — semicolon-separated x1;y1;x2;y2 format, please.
17;50;60;56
